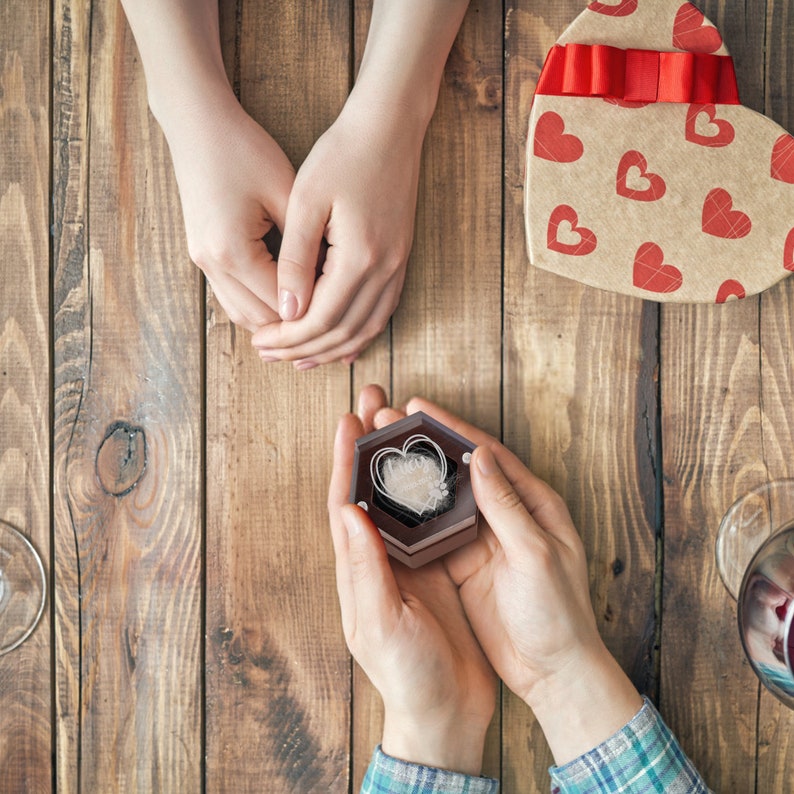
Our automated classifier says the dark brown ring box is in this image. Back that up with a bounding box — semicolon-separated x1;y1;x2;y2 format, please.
349;412;478;568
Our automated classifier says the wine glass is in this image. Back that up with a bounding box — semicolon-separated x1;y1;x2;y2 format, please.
716;480;794;708
0;519;46;656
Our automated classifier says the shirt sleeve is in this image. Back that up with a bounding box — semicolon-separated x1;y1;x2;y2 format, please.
360;746;499;794
548;696;713;794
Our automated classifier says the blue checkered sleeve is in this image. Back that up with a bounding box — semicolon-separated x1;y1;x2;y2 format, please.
548;697;713;794
359;699;710;794
360;746;499;794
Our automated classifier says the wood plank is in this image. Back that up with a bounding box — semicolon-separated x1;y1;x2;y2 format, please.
350;1;392;406
765;0;794;130
205;2;352;790
390;0;503;441
53;1;203;789
504;2;658;789
347;0;393;401
659;2;794;791
52;1;90;790
385;0;504;784
0;0;52;791
755;2;794;788
661;299;763;792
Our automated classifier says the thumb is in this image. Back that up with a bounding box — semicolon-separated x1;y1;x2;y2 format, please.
277;193;327;321
470;446;540;558
337;505;403;635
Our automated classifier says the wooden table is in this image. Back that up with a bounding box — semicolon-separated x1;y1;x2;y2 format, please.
2;1;793;791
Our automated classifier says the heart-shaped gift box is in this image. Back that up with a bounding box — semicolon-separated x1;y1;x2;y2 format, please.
525;0;794;302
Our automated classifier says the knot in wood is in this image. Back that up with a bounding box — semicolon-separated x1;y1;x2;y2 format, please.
96;421;147;496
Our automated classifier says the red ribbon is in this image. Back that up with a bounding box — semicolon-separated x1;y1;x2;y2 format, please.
536;44;740;104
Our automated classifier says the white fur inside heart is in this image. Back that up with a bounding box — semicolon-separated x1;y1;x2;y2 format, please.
371;434;451;516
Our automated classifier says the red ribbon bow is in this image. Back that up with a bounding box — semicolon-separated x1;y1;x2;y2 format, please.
536;43;740;105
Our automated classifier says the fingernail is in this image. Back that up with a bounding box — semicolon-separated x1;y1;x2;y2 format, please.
259;354;278;363
279;289;298;321
295;360;318;371
475;446;498;476
342;507;362;538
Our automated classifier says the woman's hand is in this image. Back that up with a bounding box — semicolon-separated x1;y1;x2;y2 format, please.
120;0;297;333
165;96;295;332
252;99;422;365
251;0;470;367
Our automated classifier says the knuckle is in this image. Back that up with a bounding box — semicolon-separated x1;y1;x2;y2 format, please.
278;254;314;276
532;541;557;574
354;323;386;352
347;546;373;586
356;244;384;276
187;240;210;270
491;481;524;512
548;491;569;516
385;250;408;277
226;309;242;324
248;311;274;329
189;238;233;274
314;315;339;336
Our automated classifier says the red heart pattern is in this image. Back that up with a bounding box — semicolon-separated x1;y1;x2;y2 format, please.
587;0;637;16
715;279;746;303
771;134;794;183
616;151;666;201
534;112;584;163
633;242;683;293
672;3;723;53
702;188;752;239
547;205;598;256
784;228;794;272
685;104;735;148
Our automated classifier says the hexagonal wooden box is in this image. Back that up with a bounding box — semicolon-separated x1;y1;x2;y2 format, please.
350;412;478;568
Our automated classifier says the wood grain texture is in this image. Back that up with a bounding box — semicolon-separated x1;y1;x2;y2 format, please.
205;2;352;790
390;0;503;439
52;1;90;788
0;1;52;791
504;3;658;790
52;1;203;790
660;2;794;792
349;0;392;409
661;299;764;792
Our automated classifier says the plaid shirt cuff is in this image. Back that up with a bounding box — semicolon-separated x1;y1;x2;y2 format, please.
360;746;499;794
548;696;712;794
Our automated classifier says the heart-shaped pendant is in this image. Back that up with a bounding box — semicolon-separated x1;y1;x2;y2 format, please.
370;434;451;517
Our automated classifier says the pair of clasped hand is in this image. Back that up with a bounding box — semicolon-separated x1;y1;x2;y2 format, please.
119;0;473;369
327;385;643;774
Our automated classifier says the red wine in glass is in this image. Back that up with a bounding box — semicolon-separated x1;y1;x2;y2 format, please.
737;523;794;707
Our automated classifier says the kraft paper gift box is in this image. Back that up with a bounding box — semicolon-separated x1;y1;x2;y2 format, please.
525;0;794;303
